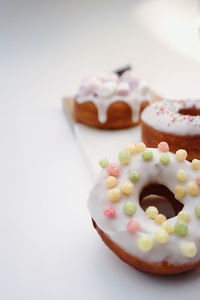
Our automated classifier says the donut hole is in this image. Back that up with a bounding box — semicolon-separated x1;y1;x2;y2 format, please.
179;107;200;116
139;184;183;219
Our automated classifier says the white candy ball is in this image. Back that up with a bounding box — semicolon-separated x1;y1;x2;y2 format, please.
98;81;117;97
120;70;135;82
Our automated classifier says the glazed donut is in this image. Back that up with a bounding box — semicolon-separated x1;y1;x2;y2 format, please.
88;142;200;275
74;71;152;129
141;99;200;161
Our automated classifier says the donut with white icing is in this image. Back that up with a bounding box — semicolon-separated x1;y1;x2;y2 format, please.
141;99;200;160
74;71;152;129
88;142;200;274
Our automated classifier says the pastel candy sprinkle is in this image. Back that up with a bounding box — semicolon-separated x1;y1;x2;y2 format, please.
162;221;175;234
99;158;109;169
176;149;187;162
176;170;187;182
187;181;199;196
118;150;131;165
192;159;200;170
130;170;140;181
155;229;169;244
127;220;140;233
174;185;186;201
195;205;200;217
107;188;121;202
142;150;153;161
106;176;117;189
98;81;117;97
145;206;158;219
155;214;166;224
125;143;137;155
181;242;197;258
136;142;146;152
175;221;188;236
158;142;169;152
160;153;170;165
106;163;120;177
138;236;153;252
195;175;200;187
103;205;116;218
178;211;191;223
123;201;137;216
121;181;134;195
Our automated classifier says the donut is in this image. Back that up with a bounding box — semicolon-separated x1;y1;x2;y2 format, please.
74;70;152;129
88;142;200;275
141;99;200;161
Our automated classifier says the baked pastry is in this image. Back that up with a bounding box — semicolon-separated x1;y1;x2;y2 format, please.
74;70;152;129
88;142;200;275
141;99;200;161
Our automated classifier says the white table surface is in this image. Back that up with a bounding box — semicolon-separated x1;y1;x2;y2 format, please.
1;0;200;299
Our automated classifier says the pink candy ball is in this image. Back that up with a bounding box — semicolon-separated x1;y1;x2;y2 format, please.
127;220;140;234
79;78;101;96
196;175;200;187
158;142;169;152
106;163;120;177
117;82;130;96
103;205;116;218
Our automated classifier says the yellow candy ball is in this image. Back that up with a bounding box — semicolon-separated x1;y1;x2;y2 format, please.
145;206;158;219
121;181;134;195
125;143;137;155
138;236;153;252
136;143;146;153
181;242;197;258
155;214;166;224
178;211;191;223
174;185;186;201
176;149;187;162
176;170;187;182
107;188;121;202
187;181;199;196
155;229;169;244
106;176;117;189
162;221;175;234
191;159;200;170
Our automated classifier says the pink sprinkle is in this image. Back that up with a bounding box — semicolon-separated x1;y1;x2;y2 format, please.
158;142;169;152
188;116;193;122
127;220;140;234
103;205;116;218
195;175;200;187
106;163;120;177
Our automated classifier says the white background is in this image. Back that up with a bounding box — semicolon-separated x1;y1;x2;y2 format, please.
1;0;200;299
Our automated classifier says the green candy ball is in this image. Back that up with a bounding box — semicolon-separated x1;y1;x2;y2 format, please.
160;153;170;166
175;220;188;236
195;205;200;218
118;150;131;165
130;170;140;181
123;201;137;216
142;150;153;161
99;158;109;169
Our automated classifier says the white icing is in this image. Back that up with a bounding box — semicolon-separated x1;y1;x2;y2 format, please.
76;71;151;124
142;99;200;135
88;148;200;265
